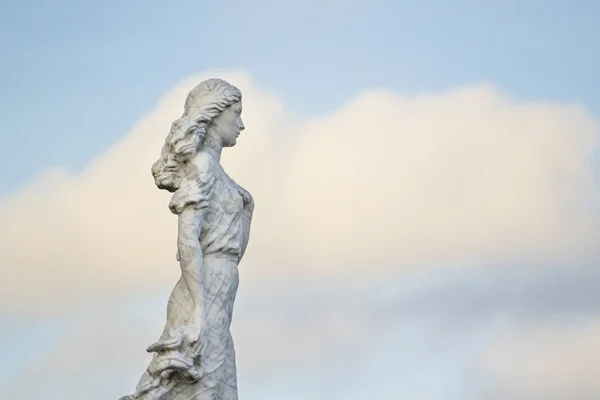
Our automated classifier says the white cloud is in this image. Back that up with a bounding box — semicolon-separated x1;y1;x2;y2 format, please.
0;71;598;314
0;281;385;399
469;319;600;400
5;265;600;399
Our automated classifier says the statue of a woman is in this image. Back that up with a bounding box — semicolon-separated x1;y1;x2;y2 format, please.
122;79;254;400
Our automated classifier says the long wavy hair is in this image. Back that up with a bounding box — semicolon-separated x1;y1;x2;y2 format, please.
151;78;242;192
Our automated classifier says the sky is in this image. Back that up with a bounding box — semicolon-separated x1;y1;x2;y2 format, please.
1;1;599;399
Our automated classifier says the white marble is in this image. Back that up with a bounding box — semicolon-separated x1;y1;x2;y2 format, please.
121;79;254;400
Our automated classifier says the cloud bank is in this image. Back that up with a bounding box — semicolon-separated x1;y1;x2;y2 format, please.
1;70;599;398
4;265;600;399
0;71;598;313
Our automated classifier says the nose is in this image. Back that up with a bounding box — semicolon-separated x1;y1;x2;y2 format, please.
238;119;245;131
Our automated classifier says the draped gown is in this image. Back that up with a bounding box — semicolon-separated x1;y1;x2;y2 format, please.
132;150;253;400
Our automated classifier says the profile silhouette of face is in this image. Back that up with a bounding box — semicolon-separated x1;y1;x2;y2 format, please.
207;101;245;147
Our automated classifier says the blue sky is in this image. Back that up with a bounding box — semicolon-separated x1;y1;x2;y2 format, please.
1;0;600;193
1;1;600;399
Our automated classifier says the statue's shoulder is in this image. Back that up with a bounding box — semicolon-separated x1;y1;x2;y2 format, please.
168;152;218;215
186;151;219;182
190;151;215;173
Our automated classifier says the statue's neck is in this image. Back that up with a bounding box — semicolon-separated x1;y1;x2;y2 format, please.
202;136;223;162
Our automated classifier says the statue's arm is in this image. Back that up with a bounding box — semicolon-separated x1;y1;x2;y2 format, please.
177;206;206;324
168;153;215;325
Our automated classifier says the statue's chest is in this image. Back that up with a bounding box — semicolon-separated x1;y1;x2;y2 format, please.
210;174;244;215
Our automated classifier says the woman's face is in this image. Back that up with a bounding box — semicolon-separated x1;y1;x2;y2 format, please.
208;101;245;148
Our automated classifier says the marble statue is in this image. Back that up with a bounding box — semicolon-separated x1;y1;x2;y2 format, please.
121;78;254;400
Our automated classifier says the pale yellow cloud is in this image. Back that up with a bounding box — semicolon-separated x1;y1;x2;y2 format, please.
0;71;598;313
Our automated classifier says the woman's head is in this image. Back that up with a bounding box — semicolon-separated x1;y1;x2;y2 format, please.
151;78;242;192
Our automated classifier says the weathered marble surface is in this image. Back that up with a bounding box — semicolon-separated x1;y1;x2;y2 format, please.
121;79;253;400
